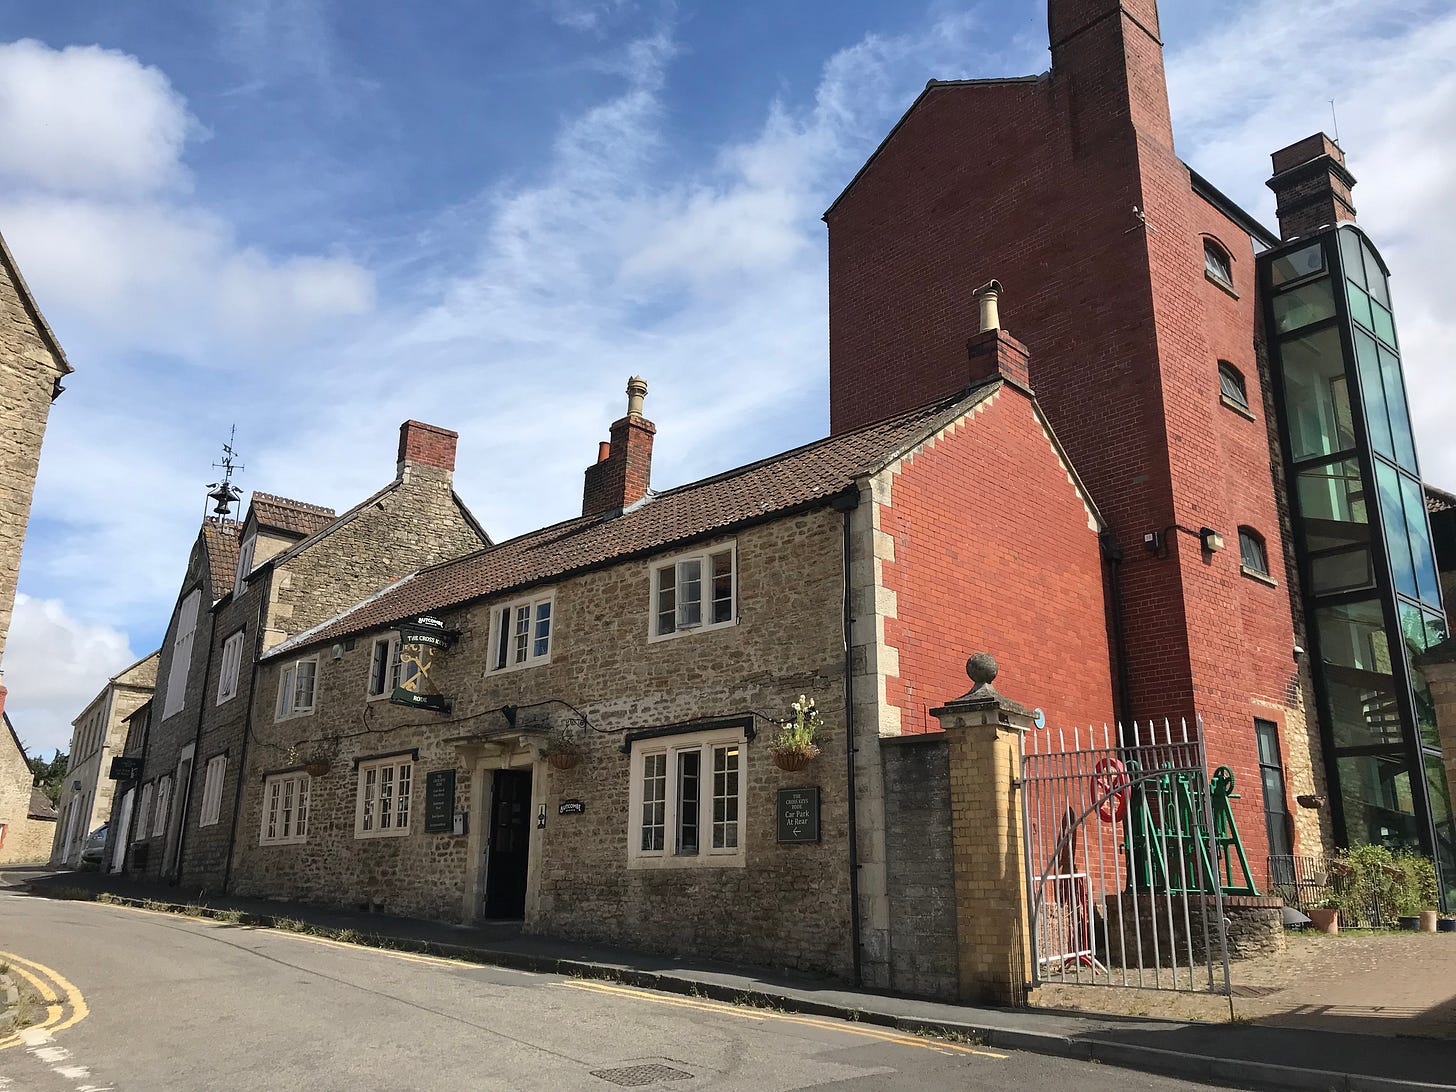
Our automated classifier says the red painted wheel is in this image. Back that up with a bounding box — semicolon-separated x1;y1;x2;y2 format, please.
1094;757;1129;823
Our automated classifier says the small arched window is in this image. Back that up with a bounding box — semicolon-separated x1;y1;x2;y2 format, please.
1204;240;1234;288
1239;527;1269;578
1218;361;1250;414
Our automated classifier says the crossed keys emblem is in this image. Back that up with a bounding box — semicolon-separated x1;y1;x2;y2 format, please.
397;642;436;693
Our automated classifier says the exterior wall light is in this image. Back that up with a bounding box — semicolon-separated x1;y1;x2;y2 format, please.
1199;527;1224;553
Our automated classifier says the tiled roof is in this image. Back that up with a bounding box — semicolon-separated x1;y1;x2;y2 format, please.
250;492;336;538
1425;484;1456;516
202;521;241;598
269;387;992;658
29;786;57;820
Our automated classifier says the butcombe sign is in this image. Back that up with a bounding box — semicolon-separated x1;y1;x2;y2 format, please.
390;614;459;713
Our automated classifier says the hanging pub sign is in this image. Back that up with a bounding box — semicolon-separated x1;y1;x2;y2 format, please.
109;756;143;781
390;614;459;713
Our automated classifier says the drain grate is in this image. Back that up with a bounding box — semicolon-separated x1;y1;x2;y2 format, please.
589;1063;693;1087
1229;983;1282;998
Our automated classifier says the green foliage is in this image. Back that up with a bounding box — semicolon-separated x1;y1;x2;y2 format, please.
769;695;823;757
26;750;68;804
1327;845;1438;923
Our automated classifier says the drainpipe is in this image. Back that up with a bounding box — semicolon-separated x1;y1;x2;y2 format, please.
1100;531;1133;733
172;597;219;885
221;570;271;894
832;487;863;989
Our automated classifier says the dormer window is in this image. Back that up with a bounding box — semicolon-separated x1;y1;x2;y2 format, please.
1204;240;1234;291
1218;361;1252;417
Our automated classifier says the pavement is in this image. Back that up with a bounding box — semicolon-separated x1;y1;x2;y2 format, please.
6;865;1454;1092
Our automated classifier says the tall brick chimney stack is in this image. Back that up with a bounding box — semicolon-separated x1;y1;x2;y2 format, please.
396;420;458;481
965;280;1031;390
1267;133;1357;241
582;376;656;518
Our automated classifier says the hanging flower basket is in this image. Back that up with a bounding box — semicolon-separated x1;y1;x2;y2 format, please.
303;759;332;778
547;751;580;771
768;695;824;772
771;749;818;772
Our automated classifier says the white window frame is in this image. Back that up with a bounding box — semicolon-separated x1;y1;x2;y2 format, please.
217;630;246;705
354;755;414;839
259;771;310;846
367;635;419;698
199;755;227;827
134;781;154;842
151;775;172;839
162;589;202;720
275;657;319;721
627;725;747;869
648;543;737;642
488;592;555;672
234;532;256;597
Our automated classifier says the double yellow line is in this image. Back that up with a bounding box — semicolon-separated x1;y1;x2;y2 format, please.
560;980;1006;1060
0;949;88;1050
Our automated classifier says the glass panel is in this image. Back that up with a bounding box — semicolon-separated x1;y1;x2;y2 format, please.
1316;600;1403;748
712;745;740;850
1339;229;1366;288
513;605;530;664
641;753;666;851
656;566;676;636
1273;278;1336;333
1402;606;1448;751
1375;462;1418;600
1425;755;1455;902
1239;530;1268;574
363;768;376;831
1338;752;1421;851
494;608;511;670
1270;242;1324;286
1363;241;1389;305
1346;280;1374;333
1218;364;1249;409
1372;302;1397;348
378;766;394;830
678;559;703;628
1255;720;1280;766
1379;345;1416;470
1398;473;1440;605
676;750;700;855
1296;458;1369;550
1280;326;1355;459
1310;550;1374;595
1353;329;1393;462
396;764;411;828
533;601;551;658
711;551;733;624
1204;242;1232;285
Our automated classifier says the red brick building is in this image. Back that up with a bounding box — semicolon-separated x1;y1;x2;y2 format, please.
825;0;1452;890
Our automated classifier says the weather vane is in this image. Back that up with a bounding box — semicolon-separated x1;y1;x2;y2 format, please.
205;425;245;521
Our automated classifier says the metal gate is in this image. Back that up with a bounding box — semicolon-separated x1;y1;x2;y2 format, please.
1021;719;1233;994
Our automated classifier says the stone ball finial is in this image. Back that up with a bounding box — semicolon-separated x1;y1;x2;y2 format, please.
966;652;998;687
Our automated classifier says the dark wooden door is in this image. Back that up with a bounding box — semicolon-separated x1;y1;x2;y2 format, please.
484;769;532;919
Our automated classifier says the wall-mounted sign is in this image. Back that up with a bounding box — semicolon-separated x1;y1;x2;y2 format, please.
390;615;457;713
558;799;585;816
776;787;820;844
424;769;456;833
108;756;143;781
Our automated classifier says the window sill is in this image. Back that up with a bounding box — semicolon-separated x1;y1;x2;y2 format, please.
259;836;307;847
354;826;412;840
1240;566;1277;588
648;618;738;644
627;852;746;870
1219;395;1256;421
1206;271;1239;299
487;655;552;675
274;708;317;723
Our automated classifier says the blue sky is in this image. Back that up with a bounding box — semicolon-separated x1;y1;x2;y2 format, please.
4;0;1455;755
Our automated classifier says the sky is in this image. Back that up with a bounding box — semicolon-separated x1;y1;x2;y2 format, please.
3;0;1454;757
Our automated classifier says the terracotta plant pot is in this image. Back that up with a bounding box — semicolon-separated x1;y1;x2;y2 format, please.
771;750;816;772
1307;907;1339;935
1419;910;1438;933
546;751;580;771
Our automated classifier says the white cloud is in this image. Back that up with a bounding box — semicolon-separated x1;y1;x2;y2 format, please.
1166;0;1456;488
0;39;194;195
3;595;138;758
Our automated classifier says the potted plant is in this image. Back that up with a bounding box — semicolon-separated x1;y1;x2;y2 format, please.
769;695;823;772
286;738;337;778
541;731;580;771
1307;896;1340;936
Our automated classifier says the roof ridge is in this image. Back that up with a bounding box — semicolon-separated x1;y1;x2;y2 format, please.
251;491;336;516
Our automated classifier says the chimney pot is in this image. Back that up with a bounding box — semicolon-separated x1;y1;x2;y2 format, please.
975;279;1004;333
597;440;612;464
626;375;648;418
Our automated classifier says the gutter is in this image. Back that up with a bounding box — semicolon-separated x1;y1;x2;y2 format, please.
831;486;863;989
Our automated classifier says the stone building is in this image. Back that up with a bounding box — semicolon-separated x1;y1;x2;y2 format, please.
0;711;56;863
115;421;488;889
0;230;72;722
825;0;1451;895
228;349;1113;988
49;650;158;866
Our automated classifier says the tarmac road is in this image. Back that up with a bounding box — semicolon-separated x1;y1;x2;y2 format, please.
0;889;1241;1091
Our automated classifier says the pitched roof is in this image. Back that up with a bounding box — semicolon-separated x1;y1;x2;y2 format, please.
3;711;27;765
201;520;242;598
250;492;336;538
28;786;57;821
1425;484;1456;516
0;229;72;375
268;385;1000;658
111;649;160;689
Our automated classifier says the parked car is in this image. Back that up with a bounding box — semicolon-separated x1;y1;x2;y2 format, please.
79;823;108;867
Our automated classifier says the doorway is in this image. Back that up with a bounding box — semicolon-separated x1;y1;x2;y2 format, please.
110;789;134;873
483;768;532;919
